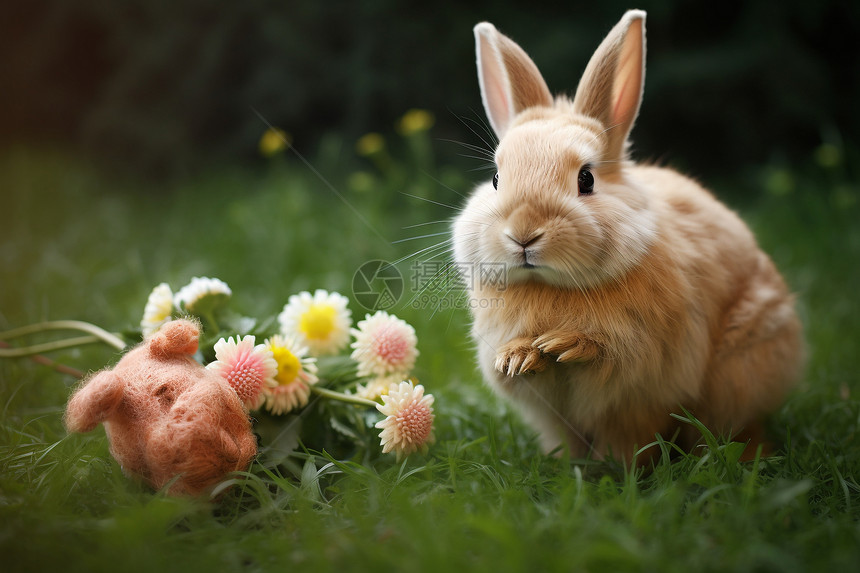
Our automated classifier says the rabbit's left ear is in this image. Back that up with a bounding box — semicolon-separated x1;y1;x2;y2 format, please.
475;22;553;139
572;10;646;161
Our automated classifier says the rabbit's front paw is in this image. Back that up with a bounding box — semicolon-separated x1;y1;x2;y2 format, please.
533;331;599;363
495;337;549;377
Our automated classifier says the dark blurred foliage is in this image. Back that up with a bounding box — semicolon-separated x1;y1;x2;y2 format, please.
1;0;857;181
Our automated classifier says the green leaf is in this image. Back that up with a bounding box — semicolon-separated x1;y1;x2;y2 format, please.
255;413;302;469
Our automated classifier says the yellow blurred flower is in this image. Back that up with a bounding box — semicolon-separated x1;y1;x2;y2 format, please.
764;168;795;197
259;127;291;157
356;133;385;157
348;171;377;193
396;109;435;136
814;143;841;169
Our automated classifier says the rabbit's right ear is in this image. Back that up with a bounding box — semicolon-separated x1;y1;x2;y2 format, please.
572;10;647;162
475;22;553;139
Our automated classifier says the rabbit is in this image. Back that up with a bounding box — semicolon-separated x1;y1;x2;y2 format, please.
452;10;804;464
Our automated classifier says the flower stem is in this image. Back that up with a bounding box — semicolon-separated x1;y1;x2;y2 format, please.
200;310;219;335
0;336;102;358
310;385;378;408
0;320;127;351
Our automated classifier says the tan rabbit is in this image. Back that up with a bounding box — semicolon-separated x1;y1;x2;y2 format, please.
452;10;804;463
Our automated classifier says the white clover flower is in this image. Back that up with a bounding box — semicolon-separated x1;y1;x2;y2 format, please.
350;311;418;379
262;334;319;415
375;380;435;460
173;277;232;314
141;282;174;338
206;335;277;410
278;289;352;356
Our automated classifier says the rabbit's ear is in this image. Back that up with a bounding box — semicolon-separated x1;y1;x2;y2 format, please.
475;22;553;139
572;10;646;162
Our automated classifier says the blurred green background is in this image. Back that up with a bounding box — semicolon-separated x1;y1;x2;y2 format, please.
2;0;857;180
3;3;860;571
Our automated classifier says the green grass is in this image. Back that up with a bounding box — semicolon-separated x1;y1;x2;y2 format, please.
2;140;859;572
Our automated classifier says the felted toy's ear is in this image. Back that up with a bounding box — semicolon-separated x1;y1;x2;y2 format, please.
65;371;124;433
149;319;200;359
475;22;553;139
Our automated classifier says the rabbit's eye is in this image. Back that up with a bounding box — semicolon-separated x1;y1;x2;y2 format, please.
578;168;595;195
492;172;499;190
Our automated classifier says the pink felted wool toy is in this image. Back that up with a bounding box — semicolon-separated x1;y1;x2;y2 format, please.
65;319;257;496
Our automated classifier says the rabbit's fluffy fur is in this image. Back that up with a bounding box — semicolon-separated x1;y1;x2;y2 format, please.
453;11;803;462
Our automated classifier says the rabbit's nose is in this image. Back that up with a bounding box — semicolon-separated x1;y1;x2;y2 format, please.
503;228;544;249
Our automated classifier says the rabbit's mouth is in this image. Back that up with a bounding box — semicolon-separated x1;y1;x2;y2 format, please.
512;243;546;270
502;228;545;269
508;260;553;285
513;254;541;273
516;251;542;269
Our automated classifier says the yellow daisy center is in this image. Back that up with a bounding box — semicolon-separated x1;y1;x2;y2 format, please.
299;304;337;340
152;306;171;322
271;346;301;386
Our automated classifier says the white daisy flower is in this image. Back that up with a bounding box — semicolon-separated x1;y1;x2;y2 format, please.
262;334;319;415
173;277;232;314
355;374;404;401
375;380;435;460
141;282;174;338
278;289;352;356
206;335;277;410
350;311;418;379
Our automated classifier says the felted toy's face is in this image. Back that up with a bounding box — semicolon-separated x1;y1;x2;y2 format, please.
65;320;257;496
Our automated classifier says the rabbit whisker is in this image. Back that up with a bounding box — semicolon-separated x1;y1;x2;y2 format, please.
392;231;451;244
